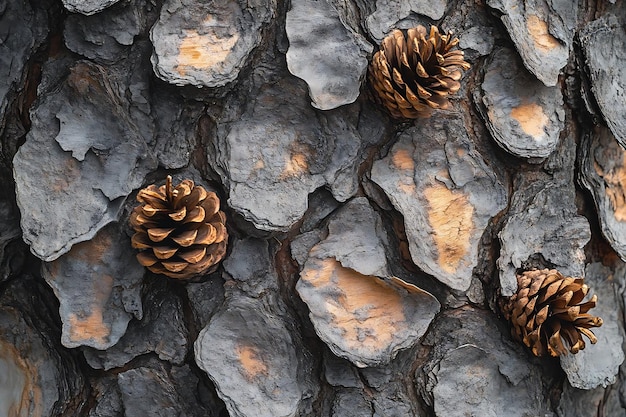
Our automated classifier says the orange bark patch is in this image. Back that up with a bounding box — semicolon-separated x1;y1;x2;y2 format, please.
68;310;110;346
67;274;114;345
301;258;405;351
73;230;113;264
176;30;239;76
392;148;414;171
52;158;80;193
392;148;417;194
253;159;265;171
0;340;42;417
527;15;560;52
280;153;308;179
594;152;626;222
424;184;474;274
510;102;549;138
236;344;268;381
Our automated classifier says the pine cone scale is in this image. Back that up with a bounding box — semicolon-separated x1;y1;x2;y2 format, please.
162;260;188;273
178;247;206;263
172;229;198;247
136;251;159;267
152;246;177;259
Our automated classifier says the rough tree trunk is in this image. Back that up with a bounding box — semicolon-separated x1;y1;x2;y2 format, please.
0;0;625;416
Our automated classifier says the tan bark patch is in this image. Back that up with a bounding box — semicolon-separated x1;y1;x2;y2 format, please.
392;148;414;171
280;152;308;178
176;29;239;76
301;258;404;351
510;102;549;138
253;159;265;171
73;230;113;264
236;344;268;381
52;158;80;193
527;15;560;52
392;148;417;194
424;184;474;274
68;310;109;346
67;274;113;345
594;153;626;222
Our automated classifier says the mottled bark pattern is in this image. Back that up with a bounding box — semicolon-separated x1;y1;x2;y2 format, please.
0;0;625;416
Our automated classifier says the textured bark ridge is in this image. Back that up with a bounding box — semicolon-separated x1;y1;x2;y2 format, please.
286;0;373;110
1;0;626;416
370;112;507;291
475;47;565;158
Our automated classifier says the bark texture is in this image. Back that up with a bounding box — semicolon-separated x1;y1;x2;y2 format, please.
1;0;626;416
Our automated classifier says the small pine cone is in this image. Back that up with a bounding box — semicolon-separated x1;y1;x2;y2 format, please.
501;269;603;357
130;176;228;280
368;25;470;119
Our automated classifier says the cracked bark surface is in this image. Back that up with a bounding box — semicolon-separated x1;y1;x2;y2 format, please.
1;0;626;416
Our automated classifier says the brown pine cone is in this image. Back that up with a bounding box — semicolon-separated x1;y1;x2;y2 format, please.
501;269;603;357
368;25;470;119
130;176;228;280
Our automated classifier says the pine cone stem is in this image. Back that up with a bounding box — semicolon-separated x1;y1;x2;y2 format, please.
165;175;173;201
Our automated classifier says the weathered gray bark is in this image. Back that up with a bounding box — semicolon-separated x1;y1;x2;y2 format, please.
1;0;626;416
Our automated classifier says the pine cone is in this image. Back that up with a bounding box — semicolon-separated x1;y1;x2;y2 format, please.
130;176;228;280
501;269;603;357
368;25;470;119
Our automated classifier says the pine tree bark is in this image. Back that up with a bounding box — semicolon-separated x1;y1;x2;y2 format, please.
0;0;625;416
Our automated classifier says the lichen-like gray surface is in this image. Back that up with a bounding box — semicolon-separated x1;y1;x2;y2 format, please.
417;307;552;414
150;0;275;87
152;95;204;170
286;0;372;110
296;198;440;367
555;382;626;417
324;353;362;389
64;0;143;63
83;281;187;370
486;0;575;86
303;197;390;278
117;362;216;417
498;181;591;296
433;345;548;417
118;367;180;416
580;15;626;149
41;223;144;349
441;1;496;59
560;262;625;389
62;0;122;15
365;0;447;41
498;183;591;296
194;295;305;417
209;75;366;231
185;275;225;328
370;112;507;291
331;390;373;417
91;362;223;417
476;47;564;158
0;0;48;132
579;126;626;260
13;60;156;261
